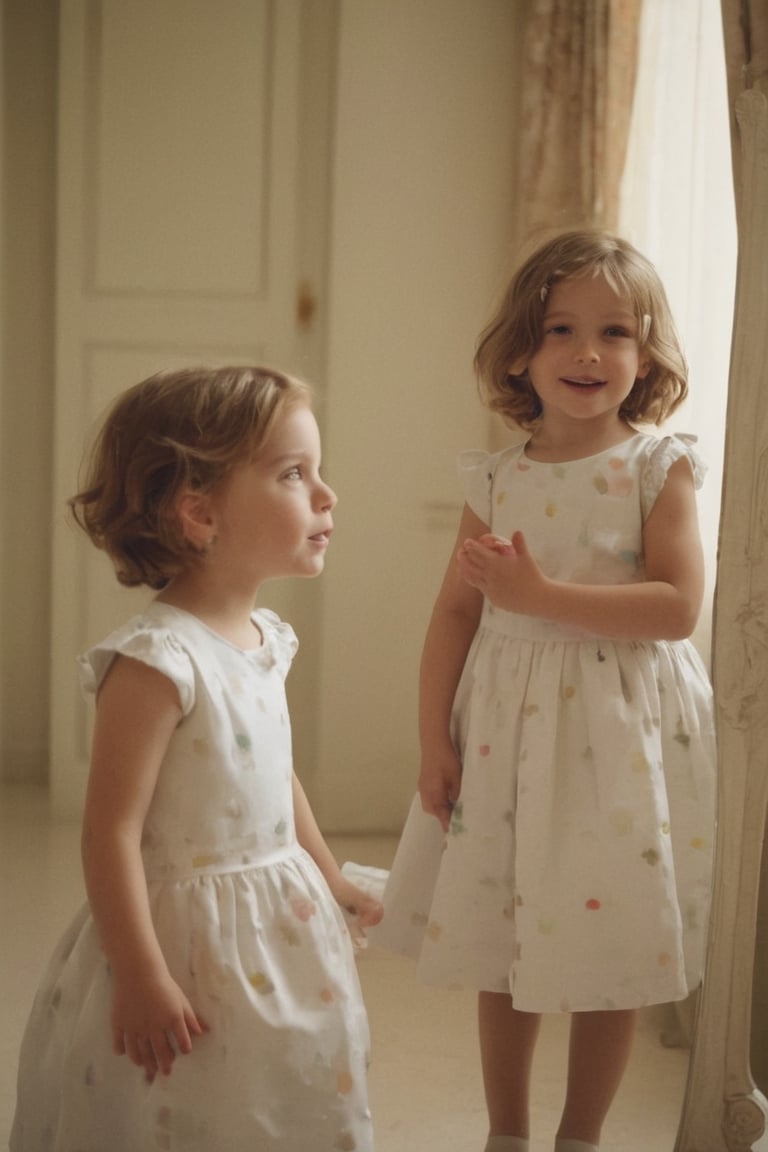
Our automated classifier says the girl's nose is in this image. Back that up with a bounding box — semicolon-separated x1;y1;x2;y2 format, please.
575;339;599;363
318;481;337;511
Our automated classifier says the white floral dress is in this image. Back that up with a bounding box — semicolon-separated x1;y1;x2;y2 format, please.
11;604;373;1152
372;433;716;1013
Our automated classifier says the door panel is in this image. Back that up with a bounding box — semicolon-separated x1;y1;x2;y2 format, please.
51;0;334;813
84;0;271;298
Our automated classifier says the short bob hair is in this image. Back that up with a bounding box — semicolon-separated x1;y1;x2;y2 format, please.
70;365;311;590
474;230;688;430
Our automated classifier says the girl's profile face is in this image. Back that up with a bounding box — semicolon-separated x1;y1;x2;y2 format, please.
206;403;337;588
521;274;650;430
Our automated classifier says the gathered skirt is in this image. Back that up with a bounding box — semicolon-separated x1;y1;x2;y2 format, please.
11;848;373;1151
372;623;716;1013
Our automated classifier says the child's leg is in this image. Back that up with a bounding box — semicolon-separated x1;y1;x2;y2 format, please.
478;991;542;1139
556;1008;636;1145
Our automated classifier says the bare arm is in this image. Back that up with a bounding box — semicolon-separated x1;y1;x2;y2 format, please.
81;656;206;1081
292;772;383;928
458;456;704;641
418;503;485;829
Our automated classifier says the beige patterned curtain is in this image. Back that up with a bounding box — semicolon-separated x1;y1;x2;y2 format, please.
517;0;643;239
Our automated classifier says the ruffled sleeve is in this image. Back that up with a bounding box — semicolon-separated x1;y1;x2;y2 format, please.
78;619;196;716
253;608;298;675
457;450;497;523
639;433;707;520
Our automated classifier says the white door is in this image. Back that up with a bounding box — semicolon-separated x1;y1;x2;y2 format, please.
50;0;335;814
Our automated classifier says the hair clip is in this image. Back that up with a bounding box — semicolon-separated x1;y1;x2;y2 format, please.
640;314;651;342
540;281;549;302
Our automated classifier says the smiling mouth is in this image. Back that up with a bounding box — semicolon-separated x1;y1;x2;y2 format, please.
562;377;606;388
309;531;332;544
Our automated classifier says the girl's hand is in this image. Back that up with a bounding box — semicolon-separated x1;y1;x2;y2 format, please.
111;970;208;1082
457;530;550;616
329;877;384;948
470;533;513;555
292;773;384;936
418;746;462;833
334;878;384;929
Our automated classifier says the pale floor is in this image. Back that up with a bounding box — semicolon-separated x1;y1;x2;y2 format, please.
0;784;690;1151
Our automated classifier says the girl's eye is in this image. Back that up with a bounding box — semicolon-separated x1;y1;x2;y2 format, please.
283;466;302;480
546;324;570;336
605;326;632;338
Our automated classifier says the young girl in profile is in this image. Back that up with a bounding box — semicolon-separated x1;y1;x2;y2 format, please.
11;366;382;1152
373;231;716;1152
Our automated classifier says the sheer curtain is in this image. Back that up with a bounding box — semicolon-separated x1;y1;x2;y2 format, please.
620;0;736;666
618;0;735;1052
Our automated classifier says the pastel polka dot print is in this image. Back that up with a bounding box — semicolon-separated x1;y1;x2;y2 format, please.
373;433;716;1013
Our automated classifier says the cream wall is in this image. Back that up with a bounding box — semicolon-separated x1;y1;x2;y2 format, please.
0;0;56;785
314;0;525;831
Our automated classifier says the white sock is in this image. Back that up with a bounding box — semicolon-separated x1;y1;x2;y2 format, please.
484;1137;529;1152
554;1141;599;1152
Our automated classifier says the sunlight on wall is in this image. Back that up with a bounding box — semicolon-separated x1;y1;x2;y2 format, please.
620;0;737;664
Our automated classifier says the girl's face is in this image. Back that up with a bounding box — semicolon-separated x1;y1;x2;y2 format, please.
207;403;336;588
521;274;650;430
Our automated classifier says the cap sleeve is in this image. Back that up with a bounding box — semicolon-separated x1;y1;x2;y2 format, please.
457;450;496;523
78;620;196;715
253;608;298;675
640;433;707;520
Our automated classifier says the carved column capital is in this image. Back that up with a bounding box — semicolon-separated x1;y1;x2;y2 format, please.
722;1093;767;1151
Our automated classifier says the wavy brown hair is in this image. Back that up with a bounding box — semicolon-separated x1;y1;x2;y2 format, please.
474;230;688;430
70;366;311;589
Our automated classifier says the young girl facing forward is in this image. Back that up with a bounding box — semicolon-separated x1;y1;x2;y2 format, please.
373;232;716;1151
11;367;382;1152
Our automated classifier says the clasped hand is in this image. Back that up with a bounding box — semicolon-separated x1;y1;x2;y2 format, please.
457;531;548;615
331;876;384;947
111;968;208;1082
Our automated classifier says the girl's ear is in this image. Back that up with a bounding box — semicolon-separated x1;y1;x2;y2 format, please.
636;356;652;381
175;489;216;550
